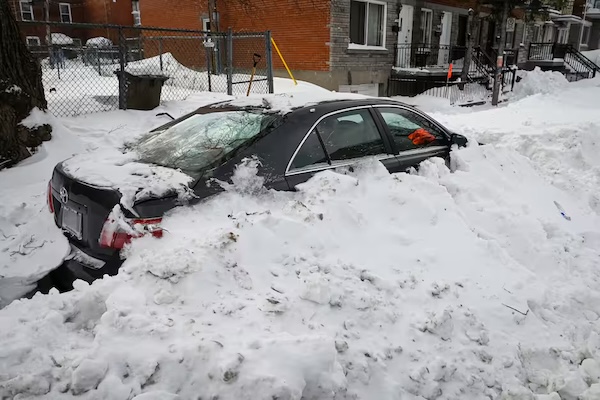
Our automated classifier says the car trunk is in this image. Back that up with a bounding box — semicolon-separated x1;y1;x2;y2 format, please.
50;163;122;260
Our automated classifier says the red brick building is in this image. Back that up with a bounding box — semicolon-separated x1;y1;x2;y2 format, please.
9;0;86;45
136;0;477;94
9;0;138;46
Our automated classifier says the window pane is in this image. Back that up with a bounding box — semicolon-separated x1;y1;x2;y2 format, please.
350;1;366;44
366;3;384;46
135;110;278;174
290;131;328;170
378;108;446;152
317;109;385;161
420;10;432;44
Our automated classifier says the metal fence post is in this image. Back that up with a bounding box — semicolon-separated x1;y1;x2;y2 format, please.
265;31;274;94
206;46;213;92
97;50;101;76
227;28;233;96
118;27;127;110
159;37;163;72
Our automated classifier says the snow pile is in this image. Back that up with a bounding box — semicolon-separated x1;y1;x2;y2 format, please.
222;91;369;114
432;74;600;215
61;151;195;209
51;33;74;45
511;67;569;100
3;145;600;398
86;37;113;48
0;95;230;307
582;49;600;67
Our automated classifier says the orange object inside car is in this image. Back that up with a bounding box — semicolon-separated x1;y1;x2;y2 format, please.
408;128;436;145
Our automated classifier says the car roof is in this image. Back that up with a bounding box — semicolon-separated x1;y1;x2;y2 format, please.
208;94;415;115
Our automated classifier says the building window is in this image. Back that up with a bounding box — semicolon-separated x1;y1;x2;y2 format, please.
532;24;542;42
349;0;386;47
26;36;40;47
542;24;554;42
20;1;34;21
557;28;568;44
132;0;141;26
595;0;600;8
59;3;72;23
420;9;433;44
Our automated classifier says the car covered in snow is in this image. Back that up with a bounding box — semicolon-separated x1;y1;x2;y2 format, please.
47;96;467;283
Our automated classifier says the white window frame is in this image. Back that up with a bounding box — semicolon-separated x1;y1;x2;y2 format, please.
420;8;433;45
202;17;210;31
26;36;40;46
20;1;34;21
349;0;387;48
132;0;141;26
59;3;72;23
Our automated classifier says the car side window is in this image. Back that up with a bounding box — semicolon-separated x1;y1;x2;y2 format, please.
290;130;328;171
316;109;385;162
378;107;446;152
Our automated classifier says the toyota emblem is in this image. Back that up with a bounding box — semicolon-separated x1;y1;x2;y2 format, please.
59;187;68;204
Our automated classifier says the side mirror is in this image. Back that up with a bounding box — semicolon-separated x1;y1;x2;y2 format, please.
450;133;468;148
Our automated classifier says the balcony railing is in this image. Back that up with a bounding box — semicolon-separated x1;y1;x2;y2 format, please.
394;43;470;71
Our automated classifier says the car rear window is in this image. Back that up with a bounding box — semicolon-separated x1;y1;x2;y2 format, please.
133;110;278;175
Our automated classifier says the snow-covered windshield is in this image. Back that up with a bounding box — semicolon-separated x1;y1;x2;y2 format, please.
134;110;277;174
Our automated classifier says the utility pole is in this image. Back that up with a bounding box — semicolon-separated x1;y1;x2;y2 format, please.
460;8;475;86
491;0;509;106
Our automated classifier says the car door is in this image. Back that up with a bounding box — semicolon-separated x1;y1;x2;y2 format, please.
373;105;450;171
284;106;401;188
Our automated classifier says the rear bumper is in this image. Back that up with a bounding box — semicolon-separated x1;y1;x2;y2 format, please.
62;244;122;283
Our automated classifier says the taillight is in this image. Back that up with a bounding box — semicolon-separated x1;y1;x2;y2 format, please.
99;216;163;249
47;181;55;214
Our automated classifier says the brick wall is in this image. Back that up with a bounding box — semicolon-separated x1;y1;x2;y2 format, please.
139;0;207;30
83;0;135;42
219;0;330;72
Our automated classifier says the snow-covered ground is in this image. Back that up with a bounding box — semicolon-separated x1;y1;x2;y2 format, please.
2;71;600;399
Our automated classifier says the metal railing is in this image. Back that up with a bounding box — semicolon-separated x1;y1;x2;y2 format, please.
387;78;490;105
17;21;274;117
527;42;599;80
390;44;517;100
394;43;473;73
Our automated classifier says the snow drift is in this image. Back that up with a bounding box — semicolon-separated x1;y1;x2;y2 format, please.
3;145;600;399
3;69;600;399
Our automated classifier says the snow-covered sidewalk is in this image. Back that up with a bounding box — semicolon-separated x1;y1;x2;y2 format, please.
2;71;600;399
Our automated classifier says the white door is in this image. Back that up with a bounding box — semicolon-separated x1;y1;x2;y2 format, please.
397;5;414;67
437;12;453;65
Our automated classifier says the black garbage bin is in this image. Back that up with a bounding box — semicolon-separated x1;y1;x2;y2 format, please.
115;70;169;110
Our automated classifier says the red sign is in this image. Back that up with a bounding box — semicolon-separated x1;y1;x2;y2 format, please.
447;63;453;79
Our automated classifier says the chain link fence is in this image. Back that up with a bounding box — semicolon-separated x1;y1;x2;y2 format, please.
18;21;274;117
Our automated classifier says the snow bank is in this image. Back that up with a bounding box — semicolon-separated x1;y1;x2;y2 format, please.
51;33;74;45
86;37;112;48
0;94;231;307
511;67;569;100
3;144;600;399
582;49;600;67
433;75;600;216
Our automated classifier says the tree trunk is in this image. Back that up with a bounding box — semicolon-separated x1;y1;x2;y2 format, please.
460;9;475;87
0;0;52;167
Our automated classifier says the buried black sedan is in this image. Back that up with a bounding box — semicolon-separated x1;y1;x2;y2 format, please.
47;96;467;284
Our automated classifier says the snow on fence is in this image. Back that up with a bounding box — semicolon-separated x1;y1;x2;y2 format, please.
19;21;274;117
